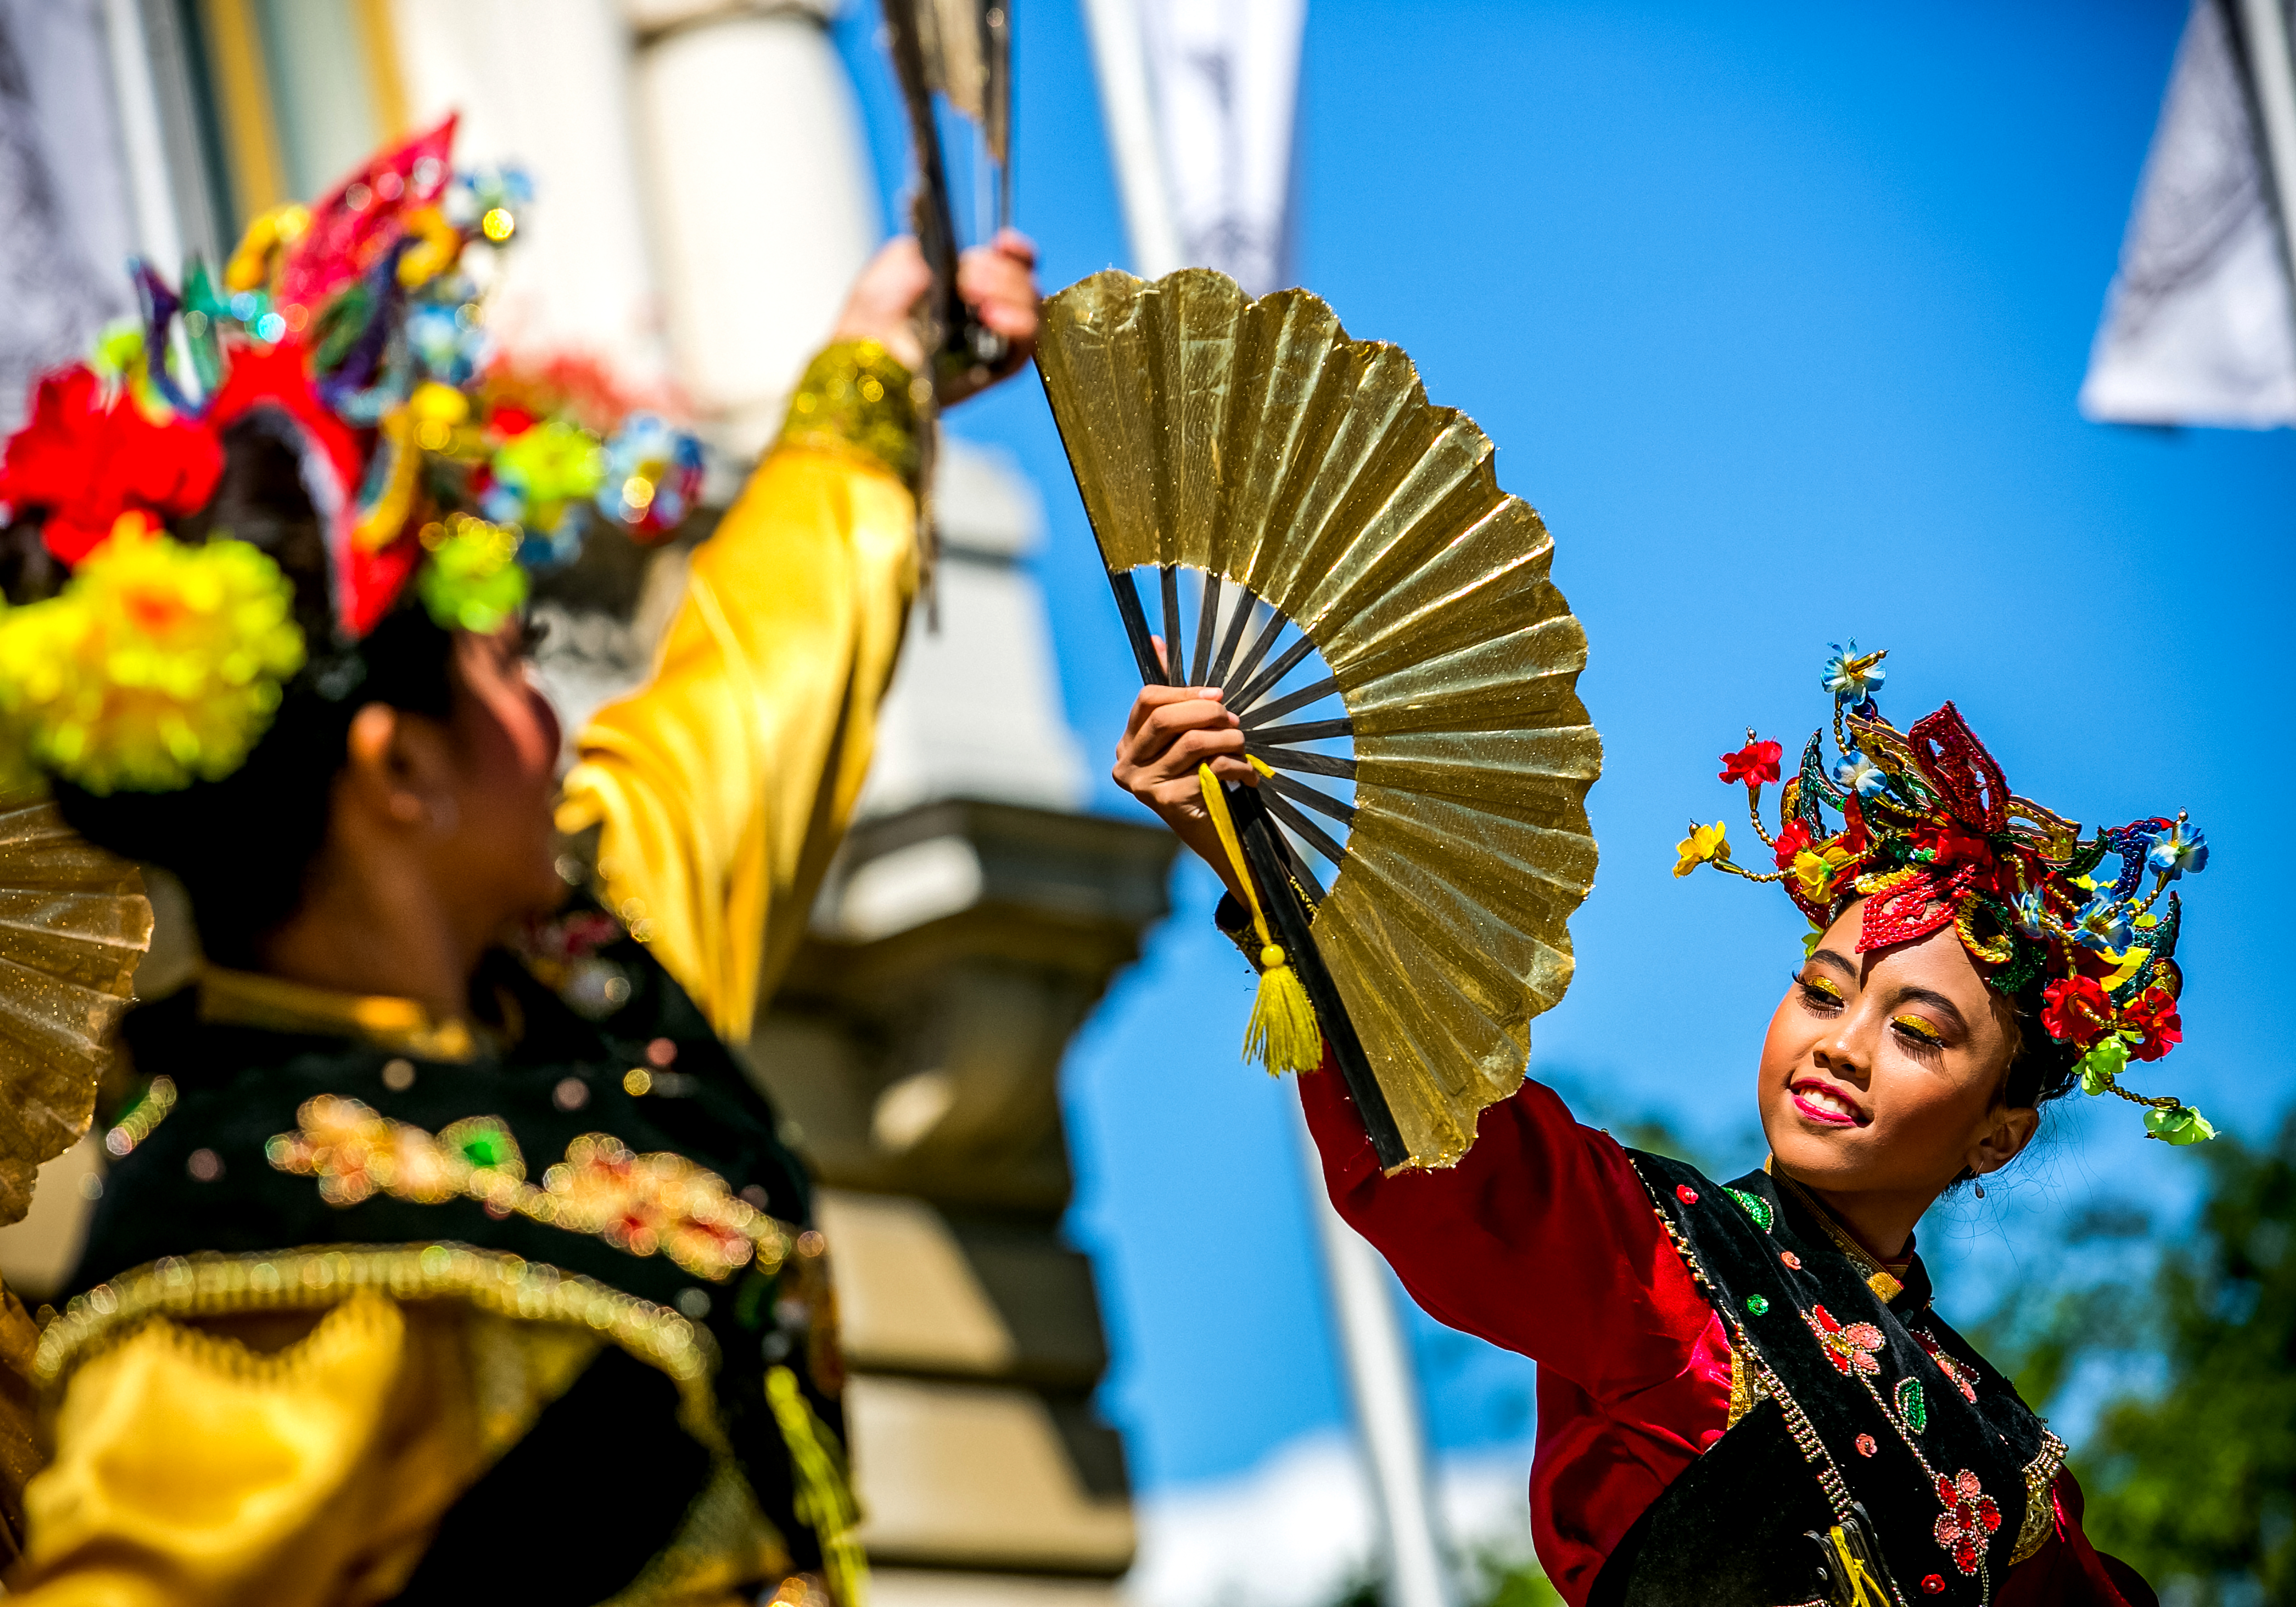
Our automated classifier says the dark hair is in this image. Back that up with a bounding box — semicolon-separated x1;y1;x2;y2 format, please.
2001;974;2082;1110
33;420;458;966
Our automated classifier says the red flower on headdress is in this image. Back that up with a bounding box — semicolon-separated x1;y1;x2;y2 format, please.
2123;986;2182;1062
1838;796;1872;856
1773;818;1814;872
1720;738;1783;787
1913;821;1995;876
205;338;421;639
2040;975;2112;1045
0;366;223;563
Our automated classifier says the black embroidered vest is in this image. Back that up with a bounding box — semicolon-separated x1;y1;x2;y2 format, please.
62;909;845;1606
1589;1155;2066;1607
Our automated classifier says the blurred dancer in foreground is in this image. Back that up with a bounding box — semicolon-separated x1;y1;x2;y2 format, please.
0;117;1036;1606
1116;650;2196;1607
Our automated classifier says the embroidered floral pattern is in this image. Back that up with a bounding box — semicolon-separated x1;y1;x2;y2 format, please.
1808;1303;1886;1377
1916;1328;1980;1402
268;1094;793;1281
1933;1470;2003;1574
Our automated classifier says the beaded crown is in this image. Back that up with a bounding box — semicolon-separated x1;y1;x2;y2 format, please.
1675;645;2213;1144
0;116;702;797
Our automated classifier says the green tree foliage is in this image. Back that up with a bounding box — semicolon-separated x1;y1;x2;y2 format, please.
1984;1115;2296;1605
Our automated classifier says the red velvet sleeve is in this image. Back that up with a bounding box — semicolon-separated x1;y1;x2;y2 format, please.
1297;1059;1720;1404
1995;1471;2157;1607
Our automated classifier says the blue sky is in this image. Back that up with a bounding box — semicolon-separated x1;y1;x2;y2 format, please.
835;0;2296;1492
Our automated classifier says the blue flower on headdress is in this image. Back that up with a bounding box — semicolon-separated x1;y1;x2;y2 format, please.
445;165;534;233
1833;750;1888;798
1821;641;1887;707
597;413;705;532
2068;889;2136;953
2012;888;2051;939
407;284;488;388
2147;818;2208;882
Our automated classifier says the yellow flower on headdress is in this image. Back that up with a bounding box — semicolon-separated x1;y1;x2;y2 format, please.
1794;843;1853;902
0;515;306;794
1673;821;1730;878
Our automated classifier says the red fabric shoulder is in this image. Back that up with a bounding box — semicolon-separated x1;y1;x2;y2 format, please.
1297;1063;1719;1403
1995;1470;2157;1607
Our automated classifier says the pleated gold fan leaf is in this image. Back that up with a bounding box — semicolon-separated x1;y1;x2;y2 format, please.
0;794;151;1223
1039;268;1602;1168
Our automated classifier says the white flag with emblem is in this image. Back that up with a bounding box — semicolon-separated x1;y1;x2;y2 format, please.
1080;0;1306;294
2081;0;2296;429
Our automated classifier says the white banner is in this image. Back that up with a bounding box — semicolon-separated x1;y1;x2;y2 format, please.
1082;0;1306;294
2081;0;2296;429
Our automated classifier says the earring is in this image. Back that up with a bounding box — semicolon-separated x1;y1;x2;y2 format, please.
1974;1177;1986;1198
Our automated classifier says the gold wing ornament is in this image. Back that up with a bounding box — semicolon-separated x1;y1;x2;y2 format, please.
1036;268;1601;1171
0;793;151;1222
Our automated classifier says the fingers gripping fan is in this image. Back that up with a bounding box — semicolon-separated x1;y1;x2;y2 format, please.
0;795;151;1222
1037;268;1601;1170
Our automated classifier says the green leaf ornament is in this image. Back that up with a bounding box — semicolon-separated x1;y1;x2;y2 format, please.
2143;1104;2217;1146
2077;1034;2129;1095
1894;1375;1927;1432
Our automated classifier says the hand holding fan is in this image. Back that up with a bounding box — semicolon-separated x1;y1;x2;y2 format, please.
1037;269;1601;1171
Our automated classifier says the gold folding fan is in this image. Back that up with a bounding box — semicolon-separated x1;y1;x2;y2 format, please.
0;794;150;1222
1036;268;1601;1170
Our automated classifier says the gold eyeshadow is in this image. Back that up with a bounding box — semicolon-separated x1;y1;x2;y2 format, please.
1891;1014;1944;1045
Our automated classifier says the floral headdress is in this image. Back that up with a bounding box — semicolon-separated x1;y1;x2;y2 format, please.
0;116;703;796
1674;644;2213;1144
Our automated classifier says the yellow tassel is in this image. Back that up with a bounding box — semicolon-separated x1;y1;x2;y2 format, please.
1197;762;1324;1074
1244;943;1324;1075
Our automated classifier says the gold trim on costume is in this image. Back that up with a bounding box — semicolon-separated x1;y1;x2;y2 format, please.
1726;1343;1770;1428
777;340;923;487
1772;1167;1906;1304
2012;1428;2068;1565
200;966;480;1062
34;1243;721;1442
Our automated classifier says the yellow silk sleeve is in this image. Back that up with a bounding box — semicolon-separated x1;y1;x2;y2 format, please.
555;343;922;1043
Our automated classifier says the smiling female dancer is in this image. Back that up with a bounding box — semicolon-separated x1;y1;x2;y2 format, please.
1116;646;2205;1607
0;120;1036;1607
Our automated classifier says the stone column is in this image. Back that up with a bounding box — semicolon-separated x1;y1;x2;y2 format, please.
623;0;880;458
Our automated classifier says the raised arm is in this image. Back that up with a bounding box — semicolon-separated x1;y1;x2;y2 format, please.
1114;683;1712;1400
556;237;1039;1041
1295;1046;1714;1400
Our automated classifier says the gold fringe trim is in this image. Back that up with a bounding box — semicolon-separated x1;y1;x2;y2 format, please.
37;1243;722;1446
